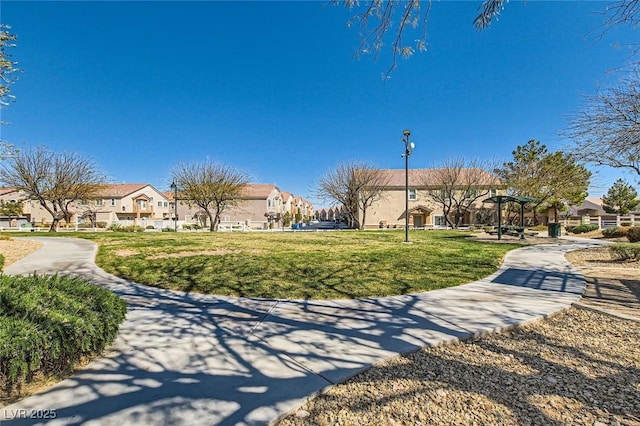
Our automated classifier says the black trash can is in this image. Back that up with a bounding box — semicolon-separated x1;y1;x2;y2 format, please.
548;222;561;238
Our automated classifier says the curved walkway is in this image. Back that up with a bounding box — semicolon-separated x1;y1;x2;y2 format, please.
1;237;607;426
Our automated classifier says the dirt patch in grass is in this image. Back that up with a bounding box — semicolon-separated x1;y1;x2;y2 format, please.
145;248;264;260
115;249;139;257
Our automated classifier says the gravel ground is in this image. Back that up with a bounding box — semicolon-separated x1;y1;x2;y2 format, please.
278;243;640;426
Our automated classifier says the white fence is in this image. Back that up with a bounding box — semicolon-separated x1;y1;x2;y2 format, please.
562;214;637;229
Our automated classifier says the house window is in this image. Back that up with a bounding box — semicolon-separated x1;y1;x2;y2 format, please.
490;189;497;197
158;201;163;207
408;189;417;201
110;199;116;207
164;202;168;207
96;199;104;206
434;216;447;227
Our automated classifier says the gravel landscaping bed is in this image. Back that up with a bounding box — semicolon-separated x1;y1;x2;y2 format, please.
278;242;640;426
278;308;640;426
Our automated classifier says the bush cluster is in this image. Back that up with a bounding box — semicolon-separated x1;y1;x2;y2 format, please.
0;274;127;393
107;223;145;232
609;243;640;261
182;224;202;230
602;226;629;238
0;254;4;272
76;222;108;229
161;227;176;232
627;226;640;243
567;224;599;234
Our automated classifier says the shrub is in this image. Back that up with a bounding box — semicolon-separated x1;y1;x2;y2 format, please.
0;274;127;393
107;223;122;232
145;225;155;230
602;226;629;238
161;227;176;232
483;226;494;233
0;254;4;272
107;223;145;232
569;224;599;234
627;226;640;243
609;243;640;261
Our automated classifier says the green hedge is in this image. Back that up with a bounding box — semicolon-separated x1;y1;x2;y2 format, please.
602;226;629;238
0;274;127;393
627;227;640;243
567;224;599;234
609;243;640;261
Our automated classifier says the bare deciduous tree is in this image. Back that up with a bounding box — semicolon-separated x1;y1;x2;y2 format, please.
336;1;640;77
0;24;19;111
172;161;250;232
1;24;20;158
0;147;106;231
421;158;500;229
317;161;390;229
566;67;640;177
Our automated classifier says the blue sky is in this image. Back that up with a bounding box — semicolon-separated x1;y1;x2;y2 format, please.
0;1;638;206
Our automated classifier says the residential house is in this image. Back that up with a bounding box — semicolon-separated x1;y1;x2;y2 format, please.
361;169;502;229
280;192;294;221
222;184;283;229
179;183;284;230
0;183;172;229
82;183;172;227
0;188;33;228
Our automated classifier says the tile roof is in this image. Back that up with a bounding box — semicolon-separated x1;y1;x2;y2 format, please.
379;168;500;187
242;184;279;199
96;183;150;198
0;187;18;196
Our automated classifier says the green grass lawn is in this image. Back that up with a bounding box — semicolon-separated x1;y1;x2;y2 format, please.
49;230;521;300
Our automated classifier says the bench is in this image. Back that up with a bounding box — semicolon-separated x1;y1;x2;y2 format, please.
487;226;539;238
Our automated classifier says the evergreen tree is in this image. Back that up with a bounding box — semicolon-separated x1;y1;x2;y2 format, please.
496;140;591;224
602;179;639;214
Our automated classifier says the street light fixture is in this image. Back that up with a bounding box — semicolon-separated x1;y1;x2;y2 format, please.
401;129;415;244
170;180;178;232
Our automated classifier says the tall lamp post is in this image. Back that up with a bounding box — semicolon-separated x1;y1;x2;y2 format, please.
170;180;178;232
401;129;415;243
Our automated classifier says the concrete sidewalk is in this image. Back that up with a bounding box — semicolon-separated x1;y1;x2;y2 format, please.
1;237;607;425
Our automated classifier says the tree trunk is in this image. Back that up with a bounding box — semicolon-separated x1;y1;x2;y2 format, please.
360;208;367;230
49;218;59;232
208;210;217;232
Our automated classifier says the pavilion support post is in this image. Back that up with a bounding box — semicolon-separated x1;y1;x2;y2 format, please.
497;199;502;240
519;202;525;240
